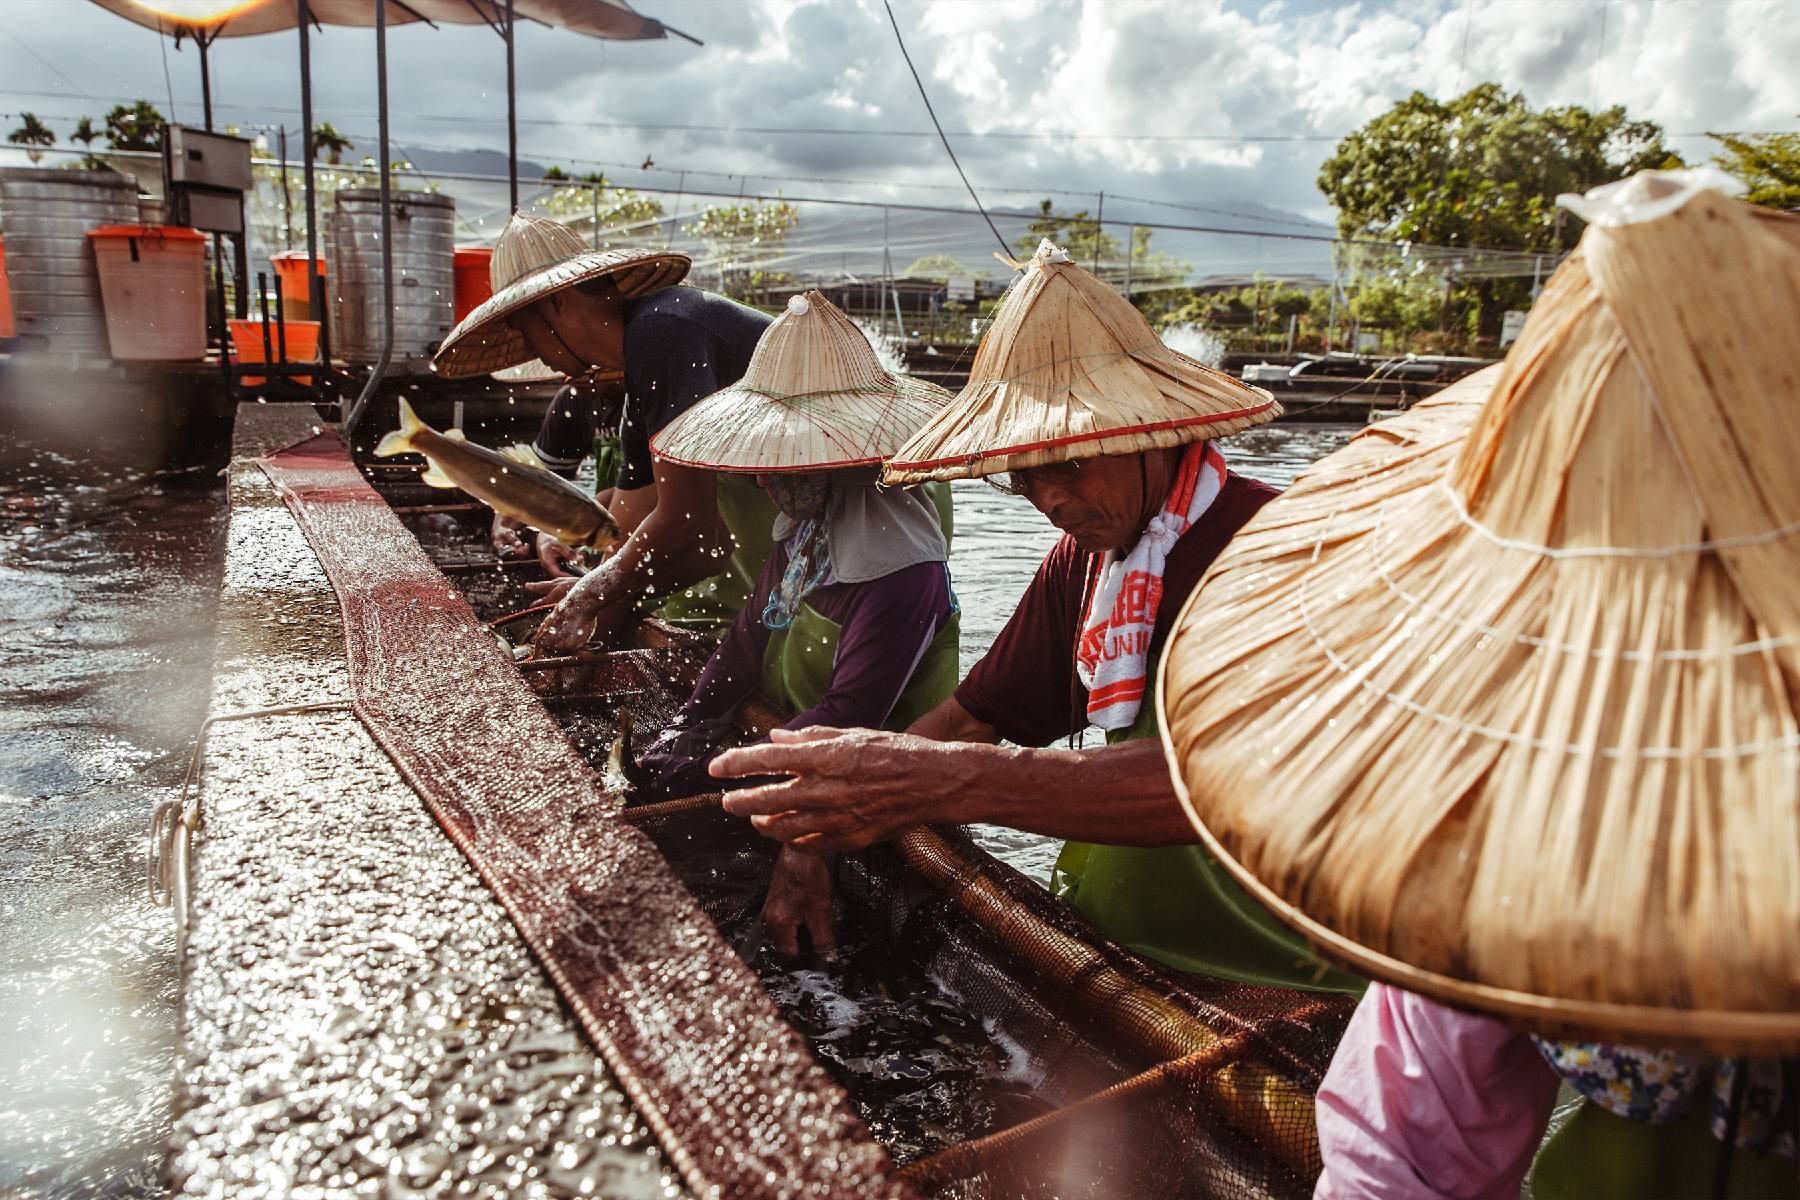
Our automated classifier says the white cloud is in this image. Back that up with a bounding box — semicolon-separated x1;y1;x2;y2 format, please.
0;0;1793;225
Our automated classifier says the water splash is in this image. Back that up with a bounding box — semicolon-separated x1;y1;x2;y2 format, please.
1158;323;1227;368
851;319;907;376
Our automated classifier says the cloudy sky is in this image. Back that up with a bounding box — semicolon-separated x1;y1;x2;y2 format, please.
1;0;1796;233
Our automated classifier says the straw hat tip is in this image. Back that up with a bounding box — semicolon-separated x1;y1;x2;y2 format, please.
786;294;811;316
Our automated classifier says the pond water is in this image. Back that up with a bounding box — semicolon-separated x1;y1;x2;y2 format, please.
0;416;1356;1197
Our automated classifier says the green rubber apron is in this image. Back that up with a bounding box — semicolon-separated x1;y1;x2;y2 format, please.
1048;644;1364;995
1531;1089;1796;1199
757;481;959;727
644;474;778;631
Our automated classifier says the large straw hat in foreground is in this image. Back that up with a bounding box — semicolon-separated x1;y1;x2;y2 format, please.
883;239;1279;484
652;292;950;473
432;211;689;378
1158;171;1800;1053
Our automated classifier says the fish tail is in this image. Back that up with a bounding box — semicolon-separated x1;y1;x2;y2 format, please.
374;397;427;457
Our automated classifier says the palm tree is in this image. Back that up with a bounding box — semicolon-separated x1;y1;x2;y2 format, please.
311;122;353;165
7;112;55;163
70;116;104;168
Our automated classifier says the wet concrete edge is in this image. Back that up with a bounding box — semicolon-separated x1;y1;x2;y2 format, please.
167;403;683;1200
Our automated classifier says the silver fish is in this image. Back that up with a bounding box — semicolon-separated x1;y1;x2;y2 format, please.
375;398;624;551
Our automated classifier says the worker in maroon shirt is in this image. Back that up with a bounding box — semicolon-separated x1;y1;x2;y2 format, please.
713;242;1358;995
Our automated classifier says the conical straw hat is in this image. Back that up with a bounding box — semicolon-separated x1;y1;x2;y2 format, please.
883;239;1280;484
1156;171;1800;1053
433;211;689;378
652;292;951;473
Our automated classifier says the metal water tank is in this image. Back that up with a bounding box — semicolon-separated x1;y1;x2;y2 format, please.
329;188;455;369
0;168;139;354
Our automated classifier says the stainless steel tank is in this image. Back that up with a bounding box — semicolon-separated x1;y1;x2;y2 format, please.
329;188;455;369
0;168;139;355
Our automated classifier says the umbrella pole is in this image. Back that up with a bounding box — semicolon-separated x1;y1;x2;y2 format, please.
343;0;393;438
298;0;329;371
200;34;213;130
506;0;518;213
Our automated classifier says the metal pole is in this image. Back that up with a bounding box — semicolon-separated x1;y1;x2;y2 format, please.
299;0;328;366
278;125;293;248
1092;191;1103;275
505;0;518;213
1122;224;1134;299
199;35;214;131
591;179;600;249
343;0;394;438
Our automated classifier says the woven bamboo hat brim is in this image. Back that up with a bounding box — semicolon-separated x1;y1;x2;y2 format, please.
1156;172;1800;1053
883;239;1279;485
652;291;951;474
432;210;689;379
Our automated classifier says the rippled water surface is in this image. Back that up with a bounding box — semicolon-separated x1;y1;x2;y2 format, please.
0;415;1354;1197
1;444;227;1199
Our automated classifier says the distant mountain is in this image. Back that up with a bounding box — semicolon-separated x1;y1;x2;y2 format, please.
331;138;1335;284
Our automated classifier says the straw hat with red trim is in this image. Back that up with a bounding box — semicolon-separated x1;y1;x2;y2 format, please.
1157;171;1800;1053
432;210;689;379
882;239;1279;485
652;291;950;474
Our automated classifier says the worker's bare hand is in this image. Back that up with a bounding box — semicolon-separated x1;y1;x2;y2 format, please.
532;585;626;657
715;727;963;851
760;846;836;959
490;513;530;559
537;535;580;576
524;576;579;604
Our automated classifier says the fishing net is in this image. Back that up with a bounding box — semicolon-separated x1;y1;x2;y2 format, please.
357;450;1356;1199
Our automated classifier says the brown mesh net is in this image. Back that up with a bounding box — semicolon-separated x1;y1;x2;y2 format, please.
354;444;1356;1199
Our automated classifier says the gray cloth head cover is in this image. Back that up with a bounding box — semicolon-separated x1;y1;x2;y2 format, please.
771;474;947;584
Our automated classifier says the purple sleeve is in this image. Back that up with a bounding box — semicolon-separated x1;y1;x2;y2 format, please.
784;561;951;732
677;545;786;723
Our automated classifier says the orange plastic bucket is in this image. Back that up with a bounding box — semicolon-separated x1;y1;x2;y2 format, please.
88;224;209;360
270;251;328;321
229;317;321;386
0;234;13;339
453;245;494;323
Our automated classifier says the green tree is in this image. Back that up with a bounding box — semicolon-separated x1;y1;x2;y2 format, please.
1014;201;1192;321
540;176;666;250
7;112;55;162
1318;84;1677;336
1014;200;1120;265
68;115;107;169
1319;84;1675;250
103;101;165;152
311;121;353;165
683;201;800;303
902;253;969;281
1711;130;1800;210
542;164;571;181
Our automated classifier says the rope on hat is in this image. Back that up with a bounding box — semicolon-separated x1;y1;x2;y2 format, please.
1439;480;1800;560
1363;495;1794;662
1292;507;1800;761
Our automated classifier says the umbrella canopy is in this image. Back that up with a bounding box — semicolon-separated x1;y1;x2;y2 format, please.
88;0;665;41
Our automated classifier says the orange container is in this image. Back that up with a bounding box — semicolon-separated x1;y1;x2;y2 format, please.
229;317;321;386
0;234;14;339
87;224;208;360
270;250;328;321
453;245;494;323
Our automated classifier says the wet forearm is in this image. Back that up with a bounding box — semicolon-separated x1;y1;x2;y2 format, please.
942;738;1193;846
571;507;726;613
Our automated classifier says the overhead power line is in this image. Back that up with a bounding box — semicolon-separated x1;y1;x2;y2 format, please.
882;0;1008;256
